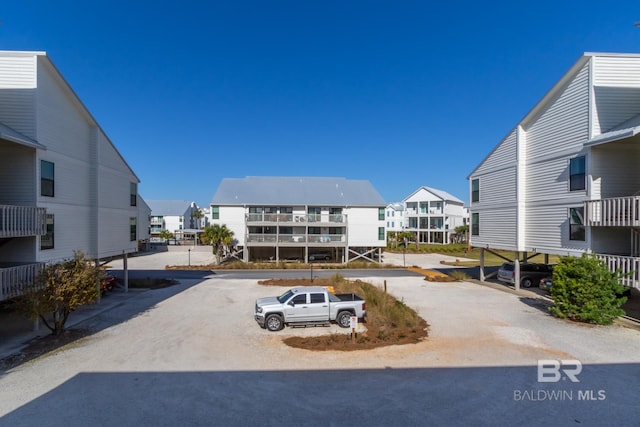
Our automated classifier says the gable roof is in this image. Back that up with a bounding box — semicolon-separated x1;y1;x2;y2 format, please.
210;176;386;206
0;51;140;182
403;186;464;204
146;200;194;216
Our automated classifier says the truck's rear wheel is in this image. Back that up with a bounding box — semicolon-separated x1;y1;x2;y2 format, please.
337;311;352;328
266;314;284;331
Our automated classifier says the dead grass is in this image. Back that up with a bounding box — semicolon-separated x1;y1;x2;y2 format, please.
258;275;429;351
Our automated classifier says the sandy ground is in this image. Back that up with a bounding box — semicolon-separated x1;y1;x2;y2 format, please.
1;249;639;425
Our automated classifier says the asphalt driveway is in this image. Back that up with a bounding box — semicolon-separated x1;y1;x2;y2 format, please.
0;251;639;426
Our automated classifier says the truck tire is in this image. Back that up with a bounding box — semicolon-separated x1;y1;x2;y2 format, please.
521;277;533;288
266;314;284;331
336;311;352;328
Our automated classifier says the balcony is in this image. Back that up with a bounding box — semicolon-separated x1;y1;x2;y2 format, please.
595;254;640;288
246;233;346;245
0;205;47;238
0;262;44;301
586;196;640;227
246;213;346;224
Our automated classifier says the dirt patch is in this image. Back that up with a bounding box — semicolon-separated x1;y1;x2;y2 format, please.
257;277;429;351
0;328;92;371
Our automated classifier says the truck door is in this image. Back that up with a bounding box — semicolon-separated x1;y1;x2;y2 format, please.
284;293;310;322
307;292;330;322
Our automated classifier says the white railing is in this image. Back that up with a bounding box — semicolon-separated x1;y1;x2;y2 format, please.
246;234;346;244
246;213;346;224
0;205;47;238
0;263;44;301
586;196;640;227
596;254;640;289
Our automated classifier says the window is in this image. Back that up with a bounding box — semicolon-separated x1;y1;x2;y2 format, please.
378;227;385;240
471;179;479;203
570;156;586;191
130;182;137;206
310;293;325;304
378;208;384;221
291;294;307;305
41;160;54;197
130;217;137;241
569;207;585;241
41;214;54;250
471;213;479;236
212;206;219;219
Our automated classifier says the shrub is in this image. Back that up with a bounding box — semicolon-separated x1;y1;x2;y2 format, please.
549;254;627;325
448;270;471;281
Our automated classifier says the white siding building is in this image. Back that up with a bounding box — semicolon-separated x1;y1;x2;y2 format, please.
468;52;640;288
147;200;202;240
385;202;405;232
210;176;387;263
403;187;466;245
0;51;148;301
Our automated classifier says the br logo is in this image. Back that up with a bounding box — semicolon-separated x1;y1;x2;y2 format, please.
537;360;582;383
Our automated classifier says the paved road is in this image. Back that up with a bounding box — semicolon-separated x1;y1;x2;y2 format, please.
1;251;639;426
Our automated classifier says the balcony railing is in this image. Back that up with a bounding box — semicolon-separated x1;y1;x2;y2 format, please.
246;234;346;244
595;254;640;288
0;263;44;301
586;196;640;227
246;213;346;224
0;205;47;238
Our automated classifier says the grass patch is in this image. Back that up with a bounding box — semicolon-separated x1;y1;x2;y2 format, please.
259;274;429;351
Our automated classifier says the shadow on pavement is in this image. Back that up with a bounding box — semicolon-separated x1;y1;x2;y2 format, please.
2;364;638;425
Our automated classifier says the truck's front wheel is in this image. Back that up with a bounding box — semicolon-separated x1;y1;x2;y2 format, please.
266;314;284;331
337;311;352;328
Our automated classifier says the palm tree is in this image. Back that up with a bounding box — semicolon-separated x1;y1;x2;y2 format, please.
190;207;204;229
201;224;234;264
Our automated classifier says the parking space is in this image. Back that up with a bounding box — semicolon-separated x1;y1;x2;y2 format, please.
1;251;639;424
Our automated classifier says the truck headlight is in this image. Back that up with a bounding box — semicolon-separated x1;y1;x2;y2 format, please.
256;306;263;313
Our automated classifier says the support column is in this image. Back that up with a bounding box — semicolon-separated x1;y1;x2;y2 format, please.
479;248;485;282
514;254;521;291
95;259;101;304
123;252;129;293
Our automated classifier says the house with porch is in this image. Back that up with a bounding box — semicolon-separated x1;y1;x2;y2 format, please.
468;52;640;289
403;187;466;245
0;50;148;301
209;176;387;263
147;200;202;242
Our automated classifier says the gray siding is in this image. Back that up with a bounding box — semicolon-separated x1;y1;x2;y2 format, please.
591;56;640;135
0;142;35;204
470;207;517;250
473;129;517;175
593;56;640;87
591;142;640;199
0;56;37;138
525;63;590;160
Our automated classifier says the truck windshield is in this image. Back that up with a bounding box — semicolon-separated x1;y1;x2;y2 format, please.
277;290;295;303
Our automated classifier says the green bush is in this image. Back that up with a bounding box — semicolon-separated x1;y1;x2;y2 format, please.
549;254;627;325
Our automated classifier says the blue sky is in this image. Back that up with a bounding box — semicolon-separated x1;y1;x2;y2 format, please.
2;1;639;207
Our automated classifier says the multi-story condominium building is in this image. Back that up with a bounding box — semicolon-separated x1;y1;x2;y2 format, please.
147;200;201;240
403;186;466;245
385;202;405;232
0;51;148;301
468;52;640;288
209;176;387;263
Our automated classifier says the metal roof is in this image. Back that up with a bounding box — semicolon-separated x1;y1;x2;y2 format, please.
403;186;464;204
585;113;640;147
146;200;194;216
210;176;386;206
0;121;46;149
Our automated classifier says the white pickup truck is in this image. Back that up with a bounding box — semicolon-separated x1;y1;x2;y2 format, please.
254;286;367;331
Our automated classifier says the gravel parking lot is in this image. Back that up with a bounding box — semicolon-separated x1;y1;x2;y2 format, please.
1;249;639;425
